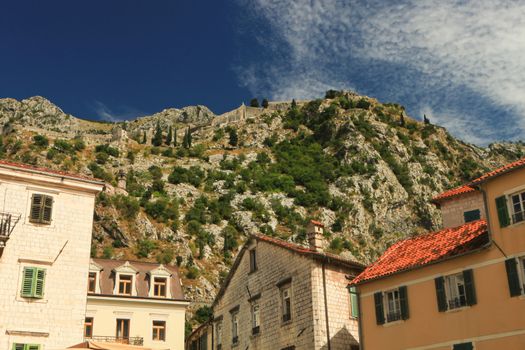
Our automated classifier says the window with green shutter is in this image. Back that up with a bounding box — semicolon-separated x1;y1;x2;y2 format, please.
20;267;46;298
12;344;41;350
348;286;359;318
453;342;473;350
463;209;481;223
506;258;524;297
495;195;510;228
29;194;53;225
374;292;385;325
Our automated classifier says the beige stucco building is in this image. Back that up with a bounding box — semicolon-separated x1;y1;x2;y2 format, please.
86;258;189;350
353;157;525;350
188;221;364;350
0;160;104;350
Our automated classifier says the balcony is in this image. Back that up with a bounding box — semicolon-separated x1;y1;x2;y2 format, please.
0;212;21;253
85;336;144;346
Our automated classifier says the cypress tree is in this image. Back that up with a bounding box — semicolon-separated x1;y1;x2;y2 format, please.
262;98;269;108
173;128;177;146
187;127;192;148
152;121;163;147
142;130;147;144
229;128;238;147
166;126;173;146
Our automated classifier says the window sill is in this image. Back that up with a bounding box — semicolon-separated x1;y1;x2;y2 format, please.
16;296;48;304
518;295;525;300
445;305;471;313
382;320;404;327
507;220;525;229
281;319;293;327
248;269;258;275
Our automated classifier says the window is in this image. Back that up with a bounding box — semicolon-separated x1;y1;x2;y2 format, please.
249;249;257;272
252;302;260;335
20;267;46;299
153;277;167;297
281;286;292;322
231;312;239;344
152;320;166;341
373;286;409;325
453;342;473;350
348;286;359;318
116;319;130;339
435;270;476;312
88;272;97;293
84;317;94;338
215;321;223;349
118;275;133;295
385;289;402;322
463;209;480;223
505;256;525;297
29;194;53;224
12;344;40;350
510;191;525;224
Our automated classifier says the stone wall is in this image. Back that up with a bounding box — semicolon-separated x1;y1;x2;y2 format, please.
0;172;100;350
440;191;485;228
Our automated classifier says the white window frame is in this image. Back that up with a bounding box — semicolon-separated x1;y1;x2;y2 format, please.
148;265;172;298
444;273;467;310
252;302;260;333
383;288;402;323
509;190;525;224
281;285;292;322
113;261;138;296
517;256;525;295
215;320;223;347
88;260;102;294
231;312;239;343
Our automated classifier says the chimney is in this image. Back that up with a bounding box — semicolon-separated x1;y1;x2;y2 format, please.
307;220;325;252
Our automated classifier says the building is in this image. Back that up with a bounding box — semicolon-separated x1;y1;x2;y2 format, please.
86;258;189;350
188;221;364;350
0;160;104;350
352;157;525;350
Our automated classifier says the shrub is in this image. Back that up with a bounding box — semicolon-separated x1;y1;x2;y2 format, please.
186;266;200;279
33;134;49;147
213;128;225;141
73;137;86;151
194;306;213;323
222;225;239;255
88;162;113;182
54;139;74;154
156;248;175;264
249;98;260;107
95;151;109;164
113;195;140;219
136;239;157;258
228;128;238;147
102;245;114;259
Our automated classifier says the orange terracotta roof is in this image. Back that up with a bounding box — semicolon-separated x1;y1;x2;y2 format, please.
432;185;476;202
352;219;489;285
0;159;103;183
470;157;525;185
310;219;324;227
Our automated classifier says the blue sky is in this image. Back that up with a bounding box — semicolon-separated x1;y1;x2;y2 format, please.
1;1;524;145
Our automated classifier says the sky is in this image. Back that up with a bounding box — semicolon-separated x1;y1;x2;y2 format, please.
1;1;524;145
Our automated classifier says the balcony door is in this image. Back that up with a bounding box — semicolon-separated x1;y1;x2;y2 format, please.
116;319;130;340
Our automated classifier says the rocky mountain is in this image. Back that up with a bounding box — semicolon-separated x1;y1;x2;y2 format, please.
0;92;523;319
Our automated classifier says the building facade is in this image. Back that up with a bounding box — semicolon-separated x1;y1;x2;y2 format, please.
86;258;189;350
188;221;364;350
353;157;525;350
0;161;104;350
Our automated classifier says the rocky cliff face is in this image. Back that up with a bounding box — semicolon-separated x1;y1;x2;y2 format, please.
0;92;523;312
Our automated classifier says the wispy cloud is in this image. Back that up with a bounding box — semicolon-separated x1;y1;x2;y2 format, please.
236;0;525;144
92;101;145;122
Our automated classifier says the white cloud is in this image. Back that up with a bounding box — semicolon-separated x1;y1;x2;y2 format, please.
238;0;525;144
92;101;144;122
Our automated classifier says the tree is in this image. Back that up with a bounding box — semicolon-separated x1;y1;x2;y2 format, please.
165;126;173;146
291;99;297;110
423;114;430;124
262;98;269;108
173;128;178;146
400;113;406;127
142;130;147;144
250;98;260;107
229;128;238;147
152;121;163;147
183;127;192;149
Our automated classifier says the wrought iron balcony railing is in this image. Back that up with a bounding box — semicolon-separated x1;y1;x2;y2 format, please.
0;212;21;249
386;310;402;322
447;297;467;310
85;336;144;346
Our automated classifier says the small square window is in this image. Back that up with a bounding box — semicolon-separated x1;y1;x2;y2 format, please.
29;194;53;225
152;320;166;341
281;286;292;322
88;272;97;293
384;289;402;322
510;191;525;224
118;275;133;295
85;317;94;337
153;277;167;297
249;249;257;272
445;273;467;309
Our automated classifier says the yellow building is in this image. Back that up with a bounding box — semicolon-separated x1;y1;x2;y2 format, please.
85;258;189;350
352;157;525;350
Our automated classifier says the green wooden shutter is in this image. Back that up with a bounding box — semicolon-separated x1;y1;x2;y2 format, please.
399;286;409;320
26;345;41;350
374;292;385;325
21;267;36;297
453;342;473;350
434;277;447;312
34;268;46;298
13;344;24;350
496;196;510;227
463;269;477;306
505;258;522;297
463;209;481;223
349;286;359;318
29;194;43;223
42;196;53;224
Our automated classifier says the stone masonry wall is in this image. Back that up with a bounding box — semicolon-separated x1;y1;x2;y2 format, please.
440;192;485;229
214;239;317;350
311;264;360;350
0;177;97;350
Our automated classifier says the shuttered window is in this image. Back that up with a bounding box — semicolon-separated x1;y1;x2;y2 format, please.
453;342;473;350
505;257;524;297
435;270;476;311
12;345;41;350
20;267;46;298
463;209;481;223
374;292;385;325
495;195;510;228
398;286;409;320
29;194;53;224
348;286;359;318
